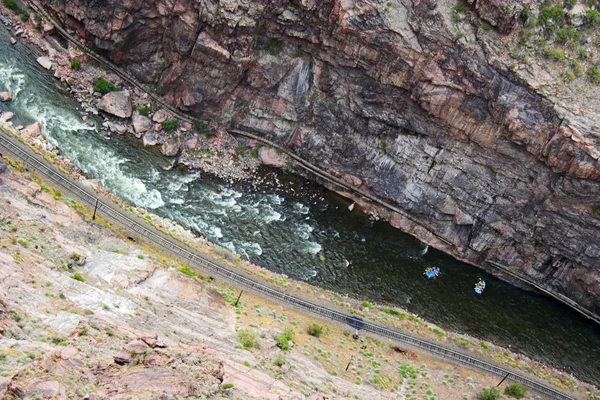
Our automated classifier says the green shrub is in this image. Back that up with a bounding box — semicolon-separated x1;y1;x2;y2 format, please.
222;383;234;389
564;70;575;81
274;328;295;351
571;60;584;76
70;59;81;70
520;6;529;23
70;272;85;282
307;323;323;337
587;65;600;84
564;0;577;9
504;383;528;399
481;23;492;31
93;78;119;94
237;329;259;350
138;106;152;117
274;353;286;367
539;6;565;26
587;9;600;26
193;120;206;132
2;0;19;11
478;387;500;400
267;38;284;55
19;12;28;22
162;119;179;131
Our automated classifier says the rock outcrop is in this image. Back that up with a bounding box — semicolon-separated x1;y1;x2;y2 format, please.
40;0;600;316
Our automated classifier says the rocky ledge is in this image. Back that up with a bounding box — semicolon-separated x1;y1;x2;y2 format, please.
29;0;600;317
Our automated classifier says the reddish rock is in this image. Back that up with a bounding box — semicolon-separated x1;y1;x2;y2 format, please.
98;90;132;118
0;91;12;102
258;147;288;168
22;122;42;138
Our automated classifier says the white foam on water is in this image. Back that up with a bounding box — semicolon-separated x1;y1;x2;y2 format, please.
295;223;314;240
343;259;350;267
221;241;237;253
239;241;263;256
169;198;185;205
293;202;310;215
0;59;26;97
302;241;322;254
209;226;224;239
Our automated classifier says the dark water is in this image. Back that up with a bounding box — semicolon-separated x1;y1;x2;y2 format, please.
1;25;599;385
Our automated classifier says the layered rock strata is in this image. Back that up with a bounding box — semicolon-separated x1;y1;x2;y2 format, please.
38;0;600;316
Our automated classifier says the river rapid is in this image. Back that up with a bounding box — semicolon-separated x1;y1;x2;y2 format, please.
1;24;599;385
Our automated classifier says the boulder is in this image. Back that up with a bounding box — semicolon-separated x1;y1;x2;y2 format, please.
0;112;14;122
152;109;171;123
143;131;160;146
9;37;16;45
0;161;7;174
132;113;152;136
103;121;128;134
98;90;132;118
161;136;181;157
34;381;66;399
36;56;53;70
113;352;137;365
258;146;289;168
42;22;54;34
569;4;587;26
22;122;42;138
0;91;12;102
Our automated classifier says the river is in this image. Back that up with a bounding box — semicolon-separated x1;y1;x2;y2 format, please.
1;24;599;386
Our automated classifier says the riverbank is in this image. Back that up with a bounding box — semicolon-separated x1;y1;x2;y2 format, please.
0;131;597;399
1;2;600;396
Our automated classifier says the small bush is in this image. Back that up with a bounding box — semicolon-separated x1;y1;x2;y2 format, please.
237;329;259;350
93;78;119;94
586;9;600;26
267;38;284;55
504;383;528;399
70;272;85;282
587;65;600;84
70;59;81;70
19;12;28;22
274;353;286;367
520;7;529;23
222;383;234;389
162;119;179;131
307;323;323;337
564;0;577;9
571;60;583;76
481;23;492;31
478;387;500;400
193;120;206;132
2;0;19;11
138;106;152;117
539;6;565;26
274;328;295;351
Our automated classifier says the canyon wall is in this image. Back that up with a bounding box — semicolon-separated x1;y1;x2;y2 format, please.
39;0;600;316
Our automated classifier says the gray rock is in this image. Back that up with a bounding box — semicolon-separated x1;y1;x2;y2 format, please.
151;109;171;123
36;56;53;70
0;161;7;174
0;112;14;122
22;122;42;138
161;136;181;157
132;112;153;137
0;91;12;102
98;90;132;118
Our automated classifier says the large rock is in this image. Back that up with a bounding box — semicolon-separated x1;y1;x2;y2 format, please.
132;113;153;136
22;122;42;138
98;90;132;118
161;136;181;157
569;4;587;26
151;109;171;123
0;161;7;174
36;56;53;70
0;91;12;102
0;112;14;122
258;146;289;168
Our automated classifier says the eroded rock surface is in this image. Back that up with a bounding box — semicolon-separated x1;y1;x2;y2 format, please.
40;0;600;315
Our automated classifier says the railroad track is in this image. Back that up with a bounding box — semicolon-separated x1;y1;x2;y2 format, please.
0;130;576;400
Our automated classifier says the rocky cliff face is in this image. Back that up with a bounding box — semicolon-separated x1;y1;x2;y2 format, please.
39;0;600;316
